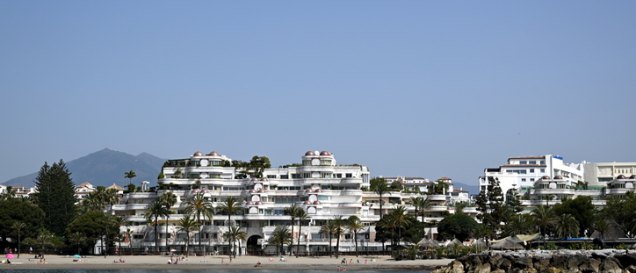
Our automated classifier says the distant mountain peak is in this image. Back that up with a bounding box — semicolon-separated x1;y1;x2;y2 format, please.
3;149;165;187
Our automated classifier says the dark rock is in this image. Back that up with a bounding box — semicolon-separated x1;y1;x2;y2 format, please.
600;257;622;273
449;260;464;273
512;256;533;269
566;254;588;270
626;264;636;273
533;257;550;272
579;258;600;273
616;253;636;268
494;257;511;272
474;263;491;273
550;255;568;269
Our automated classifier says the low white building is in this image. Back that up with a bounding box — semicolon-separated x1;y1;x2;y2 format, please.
479;155;584;199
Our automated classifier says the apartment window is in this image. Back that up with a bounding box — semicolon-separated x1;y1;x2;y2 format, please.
521;178;526;182
541;169;545;173
303;173;311;178
520;161;527;165
529;160;537;164
346;173;353;178
530;169;535;173
335;173;343;178
292;174;301;179
267;175;277;179
530;178;535;182
280;175;289;179
540;161;545;165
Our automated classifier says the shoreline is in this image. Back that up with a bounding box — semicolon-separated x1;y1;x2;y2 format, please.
1;254;452;271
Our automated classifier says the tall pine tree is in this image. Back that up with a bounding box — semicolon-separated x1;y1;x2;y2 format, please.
476;177;505;239
33;160;77;236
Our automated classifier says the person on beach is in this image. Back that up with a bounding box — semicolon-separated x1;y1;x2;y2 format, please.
254;261;262;267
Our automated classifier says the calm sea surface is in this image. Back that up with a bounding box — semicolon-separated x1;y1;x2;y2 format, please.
0;268;428;273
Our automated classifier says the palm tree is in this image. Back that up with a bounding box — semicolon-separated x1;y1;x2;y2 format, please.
160;192;177;252
125;170;136;185
374;180;390;219
320;221;335;257
146;200;169;253
11;222;26;258
268;226;292;256
411;196;430;223
177;215;200;256
531;205;556;238
347;216;363;257
296;210;309;257
218;196;241;260
284;204;302;255
373;179;390;251
333;216;345;258
556;214;579;238
389;206;411;247
184;193;213;253
223;226;247;258
67;231;85;255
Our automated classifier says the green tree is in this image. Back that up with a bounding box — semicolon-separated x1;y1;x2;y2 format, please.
603;192;636;235
223;226;247;258
320;221;336;257
295;208;309;257
146;200;169;253
184;193;213;252
437;213;479;241
284;204;303;255
475;177;505;239
33;160;77;236
66;210;120;255
177;215;199;256
531;205;556;238
125;170;137;184
555;214;579;238
160;192;177;251
11;222;27;258
347;216;363;257
268;226;292;256
67;231;86;255
0;198;44;251
370;178;390;219
411;196;430;223
552;196;595;235
387;206;412;247
218;196;241;260
24;228;64;254
333;216;345;258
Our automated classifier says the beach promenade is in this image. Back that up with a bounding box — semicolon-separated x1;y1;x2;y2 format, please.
1;254;452;271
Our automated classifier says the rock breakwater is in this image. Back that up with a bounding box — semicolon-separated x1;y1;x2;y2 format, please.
432;249;636;273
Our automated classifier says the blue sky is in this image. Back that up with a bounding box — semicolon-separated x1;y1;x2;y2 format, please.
1;1;635;185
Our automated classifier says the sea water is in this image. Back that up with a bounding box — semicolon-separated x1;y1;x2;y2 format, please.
0;268;428;273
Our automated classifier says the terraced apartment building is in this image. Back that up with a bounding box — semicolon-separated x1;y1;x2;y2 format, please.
110;150;456;255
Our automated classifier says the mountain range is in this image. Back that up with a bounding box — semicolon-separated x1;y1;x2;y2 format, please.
2;148;165;187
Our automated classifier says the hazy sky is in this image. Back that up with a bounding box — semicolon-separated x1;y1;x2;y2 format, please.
1;1;635;185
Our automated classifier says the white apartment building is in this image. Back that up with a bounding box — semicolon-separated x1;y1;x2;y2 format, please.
479;155;584;199
584;162;636;185
112;150;377;255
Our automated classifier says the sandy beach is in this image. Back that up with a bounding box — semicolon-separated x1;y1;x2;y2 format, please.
1;254;452;271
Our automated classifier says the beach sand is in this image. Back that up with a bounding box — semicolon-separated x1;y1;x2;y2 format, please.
2;254;452;271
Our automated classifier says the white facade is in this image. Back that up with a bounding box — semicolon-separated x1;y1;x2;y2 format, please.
584;162;636;185
479;155;584;199
112;150;379;254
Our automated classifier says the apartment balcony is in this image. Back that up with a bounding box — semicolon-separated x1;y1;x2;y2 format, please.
425;205;448;212
533;188;576;196
427;194;446;202
606;188;635;196
123;215;147;222
112;203;151;211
